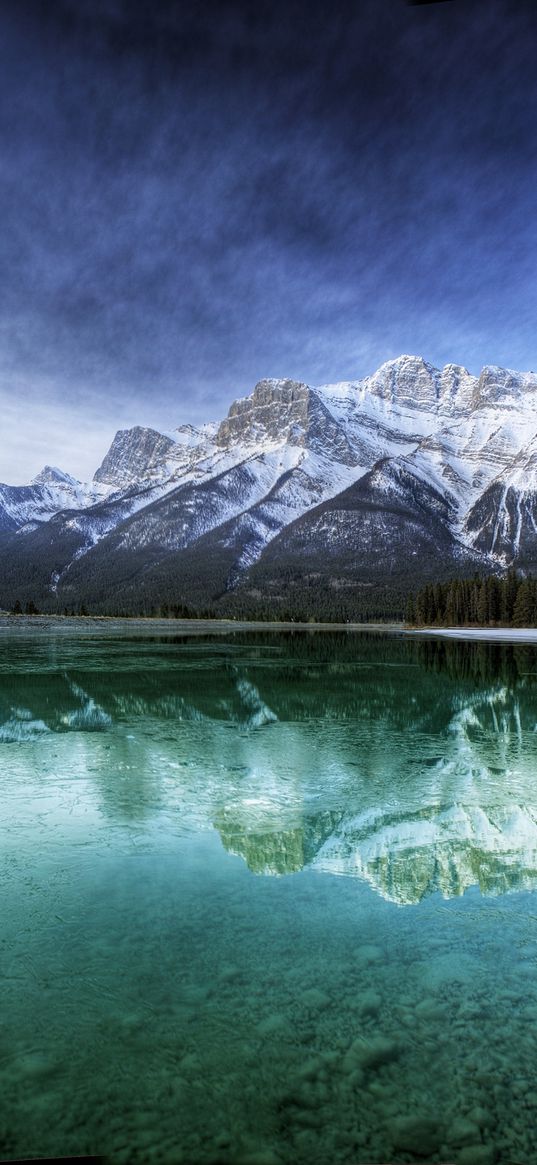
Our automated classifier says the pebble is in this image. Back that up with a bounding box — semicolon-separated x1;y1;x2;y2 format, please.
457;1145;495;1165
415;997;447;1020
516;963;536;977
218;964;242;983
357;989;382;1016
448;1117;481;1146
356;944;383;966
368;1080;389;1098
237;1152;282;1165
13;1052;59;1080
292;1129;316;1153
353;1036;400;1069
466;1105;495;1130
297;1057;323;1081
300;987;331;1011
294;1081;321;1109
292;1107;322;1128
256;1013;288;1037
521;1004;537;1020
214;1131;232;1148
181;984;210;1005
390;1114;443;1156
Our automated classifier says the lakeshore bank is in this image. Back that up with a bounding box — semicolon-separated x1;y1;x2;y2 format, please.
2;615;537;644
0;614;404;636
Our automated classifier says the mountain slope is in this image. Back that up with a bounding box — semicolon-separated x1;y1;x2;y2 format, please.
2;356;537;613
0;466;110;534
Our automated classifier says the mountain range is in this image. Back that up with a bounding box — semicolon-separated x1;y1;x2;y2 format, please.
2;354;537;617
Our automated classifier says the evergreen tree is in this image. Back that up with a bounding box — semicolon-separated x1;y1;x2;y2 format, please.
405;594;415;625
433;583;445;624
445;581;456;625
453;579;465;625
408;569;537;629
487;576;502;624
502;568;519;624
477;580;488;625
513;579;535;627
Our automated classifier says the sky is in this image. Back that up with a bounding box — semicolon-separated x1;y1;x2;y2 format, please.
2;0;537;483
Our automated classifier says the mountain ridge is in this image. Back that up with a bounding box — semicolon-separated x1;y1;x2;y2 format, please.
2;354;537;616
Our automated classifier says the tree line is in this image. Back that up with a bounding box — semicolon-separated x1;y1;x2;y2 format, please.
406;570;537;627
14;572;537;627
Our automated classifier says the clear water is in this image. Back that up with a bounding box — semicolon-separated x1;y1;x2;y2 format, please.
2;628;537;1164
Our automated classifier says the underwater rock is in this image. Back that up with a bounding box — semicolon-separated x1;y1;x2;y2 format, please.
300;987;331;1011
357;1035;399;1068
296;1057;324;1081
457;1145;495;1165
218;963;242;983
280;1082;319;1111
356;944;383;965
181;984;210;1004
357;989;382;1016
414;996;447;1020
236;1152;282;1165
179;1052;201;1074
256;1013;289;1037
390;1114;444;1156
466;1105;494;1130
214;1131;232;1148
448;1116;481;1146
344;1035;399;1071
292;1107;322;1128
13;1052;59;1080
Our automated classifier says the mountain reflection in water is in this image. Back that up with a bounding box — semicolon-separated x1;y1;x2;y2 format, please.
2;631;537;904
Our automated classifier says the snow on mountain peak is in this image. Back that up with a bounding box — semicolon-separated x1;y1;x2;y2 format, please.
5;352;537;600
216;378;312;447
31;465;80;488
364;355;442;410
93;426;178;487
172;423;203;446
474;365;537;408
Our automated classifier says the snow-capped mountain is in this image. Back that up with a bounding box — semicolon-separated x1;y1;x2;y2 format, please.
0;465;111;534
1;355;537;613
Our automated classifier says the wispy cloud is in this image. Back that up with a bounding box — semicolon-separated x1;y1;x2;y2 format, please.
1;0;537;480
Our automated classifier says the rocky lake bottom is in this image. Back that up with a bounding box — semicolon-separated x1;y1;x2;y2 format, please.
1;626;537;1164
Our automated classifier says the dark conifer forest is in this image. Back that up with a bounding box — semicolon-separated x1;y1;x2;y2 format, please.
406;571;537;628
6;569;537;628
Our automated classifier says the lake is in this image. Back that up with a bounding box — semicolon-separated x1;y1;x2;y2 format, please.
1;626;537;1164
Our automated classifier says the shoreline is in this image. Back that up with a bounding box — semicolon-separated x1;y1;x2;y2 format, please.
405;626;537;643
1;614;536;643
0;614;405;636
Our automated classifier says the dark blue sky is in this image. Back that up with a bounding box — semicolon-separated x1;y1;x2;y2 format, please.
2;0;537;481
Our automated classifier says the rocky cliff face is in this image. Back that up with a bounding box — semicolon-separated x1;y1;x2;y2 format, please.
216;378;359;465
2;353;537;612
93;426;179;487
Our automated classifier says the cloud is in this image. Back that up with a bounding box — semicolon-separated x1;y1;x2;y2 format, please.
0;388;117;485
1;0;537;480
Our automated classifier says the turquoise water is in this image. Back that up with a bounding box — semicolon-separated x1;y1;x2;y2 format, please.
2;629;537;1164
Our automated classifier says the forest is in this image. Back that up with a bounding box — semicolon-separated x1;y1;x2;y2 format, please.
406;571;537;628
8;570;537;629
